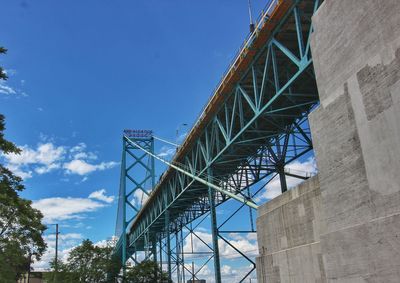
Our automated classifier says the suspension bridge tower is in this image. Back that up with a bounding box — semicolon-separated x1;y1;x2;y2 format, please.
115;129;156;275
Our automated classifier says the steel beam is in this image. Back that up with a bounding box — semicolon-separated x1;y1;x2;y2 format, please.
208;167;222;283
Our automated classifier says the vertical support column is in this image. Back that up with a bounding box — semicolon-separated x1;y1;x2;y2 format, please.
151;237;157;262
152;236;157;282
165;210;172;281
121;139;127;277
277;164;287;193
150;137;156;190
180;224;185;283
175;229;180;283
208;167;222;283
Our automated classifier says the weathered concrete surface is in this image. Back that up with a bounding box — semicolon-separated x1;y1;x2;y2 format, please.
256;176;326;282
309;0;400;281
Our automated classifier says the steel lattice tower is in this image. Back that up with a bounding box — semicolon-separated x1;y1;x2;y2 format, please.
115;130;156;274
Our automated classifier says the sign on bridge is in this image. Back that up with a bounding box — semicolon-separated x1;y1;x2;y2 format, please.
123;129;153;138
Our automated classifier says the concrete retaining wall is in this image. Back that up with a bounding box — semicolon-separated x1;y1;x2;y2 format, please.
256;176;326;282
256;0;400;282
309;0;400;281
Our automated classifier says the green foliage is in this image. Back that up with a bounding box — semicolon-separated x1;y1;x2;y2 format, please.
0;47;46;280
46;239;120;283
125;260;170;283
0;113;47;279
43;259;74;282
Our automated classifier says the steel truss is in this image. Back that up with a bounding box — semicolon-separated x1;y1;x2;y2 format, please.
116;0;322;282
114;134;156;276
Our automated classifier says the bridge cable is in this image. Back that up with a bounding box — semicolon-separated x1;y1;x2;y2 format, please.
153;135;179;147
153;135;234;186
124;135;258;209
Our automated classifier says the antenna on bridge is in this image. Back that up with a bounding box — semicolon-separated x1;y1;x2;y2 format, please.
248;0;255;33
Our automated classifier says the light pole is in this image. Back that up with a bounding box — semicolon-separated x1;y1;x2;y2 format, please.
47;223;59;282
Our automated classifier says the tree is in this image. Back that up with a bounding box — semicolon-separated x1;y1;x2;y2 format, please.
0;47;47;281
43;258;72;282
0;47;7;80
125;260;170;283
54;239;120;283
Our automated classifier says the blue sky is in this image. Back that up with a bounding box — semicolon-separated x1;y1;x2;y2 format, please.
0;0;316;280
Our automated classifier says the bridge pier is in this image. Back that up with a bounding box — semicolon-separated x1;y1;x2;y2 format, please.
257;0;400;281
309;0;400;281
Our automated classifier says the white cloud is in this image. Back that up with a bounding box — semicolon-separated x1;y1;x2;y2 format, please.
70;143;87;153
183;231;258;260
64;143;115;175
5;163;33;179
130;189;149;208
0;81;16;95
2;140;116;179
181;258;256;283
89;189;115;203
158;145;175;158
257;156;317;201
221;264;238;276
3;143;65;179
5;143;65;166
177;132;188;143
94;236;118;248
33;233;84;271
0;69;28;97
64;159;118;175
32;196;107;223
35;163;61;174
33;235;119;271
70;142;98;160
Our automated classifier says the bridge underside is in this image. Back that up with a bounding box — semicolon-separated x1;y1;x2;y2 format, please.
116;0;323;281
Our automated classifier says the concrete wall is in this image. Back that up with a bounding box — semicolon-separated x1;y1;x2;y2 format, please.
309;0;400;281
256;0;400;282
256;176;326;282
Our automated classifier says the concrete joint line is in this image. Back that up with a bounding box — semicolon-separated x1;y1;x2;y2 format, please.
267;241;320;256
321;211;400;237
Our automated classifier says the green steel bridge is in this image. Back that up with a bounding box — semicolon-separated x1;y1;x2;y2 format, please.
114;0;323;281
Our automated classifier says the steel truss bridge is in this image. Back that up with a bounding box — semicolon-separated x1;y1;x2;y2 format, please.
114;0;322;282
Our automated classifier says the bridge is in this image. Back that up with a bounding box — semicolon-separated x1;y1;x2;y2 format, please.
115;0;322;281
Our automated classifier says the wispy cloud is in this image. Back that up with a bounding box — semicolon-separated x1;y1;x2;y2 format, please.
64;159;117;175
3;143;65;178
89;189;115;203
0;80;17;95
32;189;114;223
0;69;28;97
158;145;175;158
33;197;106;223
